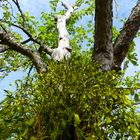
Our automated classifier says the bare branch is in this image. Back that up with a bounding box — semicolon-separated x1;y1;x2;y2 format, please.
0;24;7;33
0;20;36;42
113;0;140;67
0;30;47;73
11;23;40;44
27;64;34;77
52;1;77;61
61;0;71;9
12;0;26;26
21;38;32;44
1;20;54;59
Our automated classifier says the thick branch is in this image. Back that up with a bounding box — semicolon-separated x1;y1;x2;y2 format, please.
43;46;53;55
0;31;32;57
0;31;47;73
0;20;53;55
0;46;9;53
113;0;140;67
52;1;76;61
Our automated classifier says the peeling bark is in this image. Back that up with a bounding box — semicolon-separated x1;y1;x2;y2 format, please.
51;1;76;61
113;0;140;67
94;0;113;70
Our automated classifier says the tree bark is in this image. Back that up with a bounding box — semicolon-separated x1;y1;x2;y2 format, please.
51;1;77;61
0;0;77;73
113;0;140;67
93;0;113;70
0;31;47;73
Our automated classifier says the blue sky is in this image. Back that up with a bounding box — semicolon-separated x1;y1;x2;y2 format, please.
0;0;140;100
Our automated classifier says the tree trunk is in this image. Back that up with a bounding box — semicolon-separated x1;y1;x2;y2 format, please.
93;0;113;70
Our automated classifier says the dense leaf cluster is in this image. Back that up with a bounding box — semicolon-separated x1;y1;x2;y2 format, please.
0;56;139;139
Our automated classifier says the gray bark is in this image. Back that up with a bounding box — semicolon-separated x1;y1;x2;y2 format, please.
0;31;47;73
93;0;113;70
113;0;140;68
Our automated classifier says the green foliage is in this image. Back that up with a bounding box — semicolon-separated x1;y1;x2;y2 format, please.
0;56;139;139
0;0;95;79
112;26;119;43
0;0;140;139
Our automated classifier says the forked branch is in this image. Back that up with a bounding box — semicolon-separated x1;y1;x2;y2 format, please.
0;31;47;73
51;0;77;61
0;0;78;73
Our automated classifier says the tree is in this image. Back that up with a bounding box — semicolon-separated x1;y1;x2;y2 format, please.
1;0;140;73
0;0;140;139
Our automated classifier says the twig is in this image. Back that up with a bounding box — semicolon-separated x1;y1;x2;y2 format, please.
26;64;34;78
12;23;39;43
1;20;53;55
1;20;40;44
21;38;31;44
12;0;26;27
0;24;7;33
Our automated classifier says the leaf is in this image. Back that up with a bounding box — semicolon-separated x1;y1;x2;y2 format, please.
112;94;118;100
74;113;81;126
61;119;66;128
26;118;35;126
134;94;139;102
106;116;112;123
30;136;36;140
22;128;29;136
